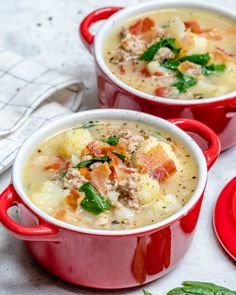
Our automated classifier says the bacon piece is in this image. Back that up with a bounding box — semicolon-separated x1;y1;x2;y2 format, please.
184;20;222;40
65;189;81;210
84;140;111;157
136;144;177;182
154;87;171;98
90;162;111;193
79;167;90;179
44;156;69;173
129;17;155;35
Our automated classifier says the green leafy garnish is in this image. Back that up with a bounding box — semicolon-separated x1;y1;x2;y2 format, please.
180;53;210;66
161;59;181;70
143;290;153;295
140;38;181;62
102;136;119;146
82;121;95;129
172;72;197;93
73;155;110;168
167;281;236;295
202;63;226;75
112;151;126;161
79;182;111;215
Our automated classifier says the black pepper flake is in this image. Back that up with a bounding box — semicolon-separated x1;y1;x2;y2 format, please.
166;137;171;142
192;176;196;179
37;149;42;153
48;16;53;21
112;220;119;225
36;23;42;27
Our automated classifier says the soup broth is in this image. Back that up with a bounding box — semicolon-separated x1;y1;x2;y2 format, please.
104;8;236;100
23;120;198;230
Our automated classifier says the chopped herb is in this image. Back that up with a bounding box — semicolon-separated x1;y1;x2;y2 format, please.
102;136;119;146
73;155;110;168
180;53;210;66
143;290;153;295
140;38;181;62
79;182;111;215
161;59;181;70
82;121;95;129
167;281;236;295
59;171;67;178
112;151;126;161
172;72;197;93
153;131;161;137
202;63;226;75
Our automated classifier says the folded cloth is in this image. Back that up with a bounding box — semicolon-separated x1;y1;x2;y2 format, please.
0;51;85;174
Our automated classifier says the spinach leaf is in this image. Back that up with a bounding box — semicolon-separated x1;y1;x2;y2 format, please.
102;136;119;146
202;63;226;76
167;281;236;295
79;182;111;215
143;290;153;295
59;171;67;178
82;121;95;129
73;155;110;168
180;53;210;66
112;152;126;161
140;38;181;62
172;72;197;93
161;59;181;70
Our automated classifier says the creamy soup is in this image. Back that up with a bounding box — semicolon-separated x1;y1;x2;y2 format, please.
23;120;198;230
104;8;236;100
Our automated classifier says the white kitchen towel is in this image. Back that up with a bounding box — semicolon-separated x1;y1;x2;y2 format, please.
0;51;85;174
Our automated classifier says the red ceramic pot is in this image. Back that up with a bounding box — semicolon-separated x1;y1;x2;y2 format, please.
80;1;236;151
0;109;220;289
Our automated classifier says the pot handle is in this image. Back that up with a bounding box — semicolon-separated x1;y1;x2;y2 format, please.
168;118;221;170
0;184;58;241
80;7;123;53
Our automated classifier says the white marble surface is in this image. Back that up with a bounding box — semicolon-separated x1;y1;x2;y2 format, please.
0;0;235;294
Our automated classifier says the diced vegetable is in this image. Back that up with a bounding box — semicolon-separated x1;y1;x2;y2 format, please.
172;72;197;93
202;63;226;75
180;53;210;66
167;16;186;46
137;174;161;205
140;38;180;62
102;136;119;146
73;155;110;168
79;182;111;215
61;128;93;157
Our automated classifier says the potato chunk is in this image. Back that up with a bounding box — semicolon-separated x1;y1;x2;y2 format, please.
60;128;93;157
167;16;186;46
137;174;161;205
31;181;69;214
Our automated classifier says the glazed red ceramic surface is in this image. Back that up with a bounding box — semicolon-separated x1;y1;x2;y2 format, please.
80;1;236;151
213;177;236;261
0;109;220;289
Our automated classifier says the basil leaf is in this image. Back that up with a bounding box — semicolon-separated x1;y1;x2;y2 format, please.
143;290;153;295
202;63;226;76
180;53;210;66
112;152;126;161
83;121;95;129
73;155;110;168
172;72;197;93
79;182;111;215
183;282;235;294
102;136;119;146
140;38;181;62
161;59;181;70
